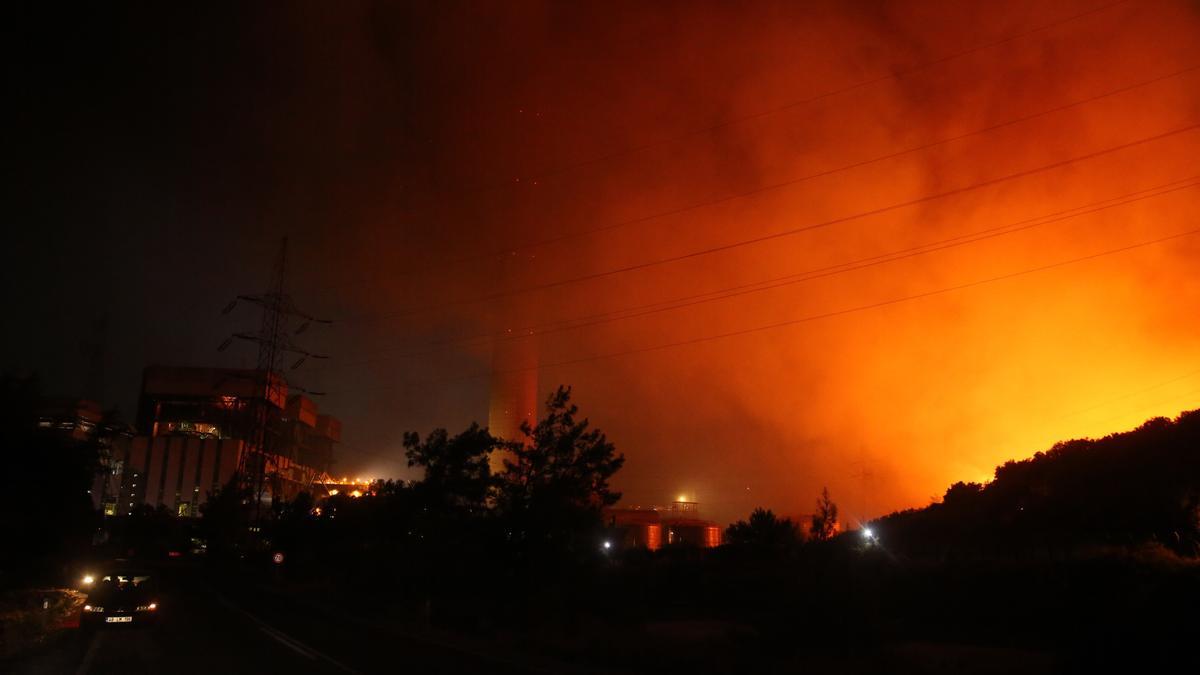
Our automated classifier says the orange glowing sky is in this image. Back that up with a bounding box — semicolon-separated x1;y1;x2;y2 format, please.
277;0;1200;525
14;0;1200;526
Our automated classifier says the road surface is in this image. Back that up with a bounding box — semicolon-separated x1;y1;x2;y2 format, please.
6;569;537;675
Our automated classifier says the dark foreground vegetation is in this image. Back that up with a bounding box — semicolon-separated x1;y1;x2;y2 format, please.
4;370;1200;672
0;375;103;588
880;410;1200;557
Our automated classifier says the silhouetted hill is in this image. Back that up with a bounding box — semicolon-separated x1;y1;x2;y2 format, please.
874;408;1200;557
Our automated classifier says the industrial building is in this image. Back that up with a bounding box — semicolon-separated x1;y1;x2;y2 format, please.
280;393;341;477
103;435;248;516
96;366;342;516
605;500;722;551
136;365;286;440
35;398;136;515
36;398;132;444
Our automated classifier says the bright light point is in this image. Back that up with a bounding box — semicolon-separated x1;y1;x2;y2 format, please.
82;575;94;585
677;495;687;502
602;540;612;550
862;527;874;539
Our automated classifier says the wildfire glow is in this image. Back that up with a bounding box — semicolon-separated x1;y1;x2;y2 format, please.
292;0;1200;525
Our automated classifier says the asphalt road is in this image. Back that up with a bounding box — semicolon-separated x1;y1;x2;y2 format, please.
7;569;538;675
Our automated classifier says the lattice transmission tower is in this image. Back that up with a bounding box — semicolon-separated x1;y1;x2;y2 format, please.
218;237;331;515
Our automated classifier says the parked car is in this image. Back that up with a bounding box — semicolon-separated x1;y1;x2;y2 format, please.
81;570;160;627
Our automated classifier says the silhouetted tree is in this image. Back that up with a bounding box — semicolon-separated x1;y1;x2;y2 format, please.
199;477;252;559
726;508;801;550
874;409;1200;557
400;423;510;618
810;487;839;541
943;481;984;506
498;386;625;556
404;423;502;515
117;504;184;558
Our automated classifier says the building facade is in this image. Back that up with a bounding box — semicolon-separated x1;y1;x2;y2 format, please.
605;500;723;551
101;436;247;517
96;366;342;516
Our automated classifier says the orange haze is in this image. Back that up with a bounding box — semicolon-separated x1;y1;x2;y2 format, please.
285;0;1200;525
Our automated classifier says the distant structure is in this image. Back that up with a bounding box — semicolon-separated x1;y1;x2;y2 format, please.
217;236;331;516
486;326;539;473
318;476;374;499
36;398;110;444
96;365;342;517
784;512;840;541
280;393;341;477
604;499;723;550
36;398;135;514
484;246;542;474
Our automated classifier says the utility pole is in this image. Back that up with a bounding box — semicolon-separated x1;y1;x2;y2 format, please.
848;446;874;527
219;237;331;523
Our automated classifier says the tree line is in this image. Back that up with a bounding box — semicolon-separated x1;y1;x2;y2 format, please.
724;487;840;552
203;386;625;627
873;409;1200;558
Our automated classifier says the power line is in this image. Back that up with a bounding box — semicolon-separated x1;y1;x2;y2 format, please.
312;176;1200;373
341;121;1200;325
1119;388;1200;421
480;64;1200;261
502;0;1132;185
986;361;1200;457
1073;386;1200;443
494;229;1200;376
326;223;1200;466
337;366;1200;473
329;225;1200;400
300;0;1136;298
1055;367;1200;421
217;237;334;512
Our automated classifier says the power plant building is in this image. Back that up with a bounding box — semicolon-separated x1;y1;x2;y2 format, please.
605;500;722;550
96;366;342;516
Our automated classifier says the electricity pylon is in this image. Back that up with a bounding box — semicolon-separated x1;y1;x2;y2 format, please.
218;237;330;518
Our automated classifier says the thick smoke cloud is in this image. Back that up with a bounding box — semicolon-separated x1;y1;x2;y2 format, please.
292;0;1200;524
11;1;1200;525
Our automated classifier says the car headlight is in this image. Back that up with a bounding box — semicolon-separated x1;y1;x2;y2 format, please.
83;605;103;612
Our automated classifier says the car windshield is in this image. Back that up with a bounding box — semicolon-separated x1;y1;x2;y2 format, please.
88;573;154;601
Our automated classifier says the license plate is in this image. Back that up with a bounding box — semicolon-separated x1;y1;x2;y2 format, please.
105;616;132;623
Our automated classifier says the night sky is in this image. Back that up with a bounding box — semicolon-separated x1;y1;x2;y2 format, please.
9;1;1200;525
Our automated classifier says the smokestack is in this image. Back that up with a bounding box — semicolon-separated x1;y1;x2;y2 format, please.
487;332;539;444
487;330;538;476
486;255;540;474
